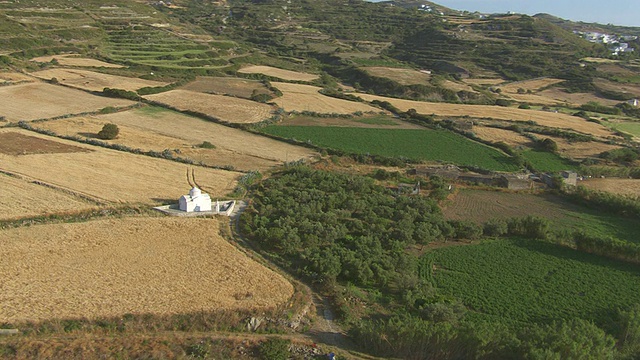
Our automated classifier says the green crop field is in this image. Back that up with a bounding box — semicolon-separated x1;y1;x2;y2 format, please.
522;150;579;172
424;239;640;325
261;126;520;171
605;120;640;138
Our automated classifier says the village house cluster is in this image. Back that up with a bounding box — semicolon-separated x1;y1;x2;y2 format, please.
574;31;637;55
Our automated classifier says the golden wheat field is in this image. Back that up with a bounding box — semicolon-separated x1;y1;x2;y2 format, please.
0;129;239;204
0;83;134;122
0;217;294;323
580;178;640;197
30;54;124;68
471;126;533;147
362;67;432;85
145;90;274;124
29;68;167;92
271;82;380;114
0;173;98;221
35;107;317;171
180;76;269;98
237;65;319;82
354;93;614;138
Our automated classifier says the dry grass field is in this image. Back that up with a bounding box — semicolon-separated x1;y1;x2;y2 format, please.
362;67;431;85
0;129;239;204
0;72;34;84
145;90;274;124
534;88;619;107
271;82;380;114
443;190;572;223
581;57;620;64
34;107;317;171
0;217;294;323
537;136;622;159
30;54;124;68
441;79;477;93
580;178;640;197
354;93;614;137
0;83;134;122
471;126;532;147
463;78;505;86
238;65;319;82
29;68;167;92
499;78;565;94
0;173;98;221
594;78;640;98
180;76;269;98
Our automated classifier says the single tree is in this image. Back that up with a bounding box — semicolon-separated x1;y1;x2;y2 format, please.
97;123;119;140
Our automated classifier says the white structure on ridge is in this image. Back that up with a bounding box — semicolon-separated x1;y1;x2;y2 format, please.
179;187;212;212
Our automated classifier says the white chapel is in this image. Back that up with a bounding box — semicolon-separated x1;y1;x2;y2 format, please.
179;187;212;212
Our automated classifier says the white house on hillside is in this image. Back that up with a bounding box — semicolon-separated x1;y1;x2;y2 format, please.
179;187;212;212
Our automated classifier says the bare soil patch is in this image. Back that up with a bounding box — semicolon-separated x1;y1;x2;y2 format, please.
30;54;124;68
180;76;269;98
499;78;564;93
354;93;614;138
0;173;97;221
272;82;380;114
34;108;316;171
442;190;572;222
0;82;133;122
29;68;167;92
362;67;431;85
0;217;294;323
471;126;532;147
238;65;319;82
0;132;91;155
0;129;239;204
580;178;640;197
145;90;274;124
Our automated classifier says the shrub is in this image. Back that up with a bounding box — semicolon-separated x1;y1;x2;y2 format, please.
99;106;118;114
198;141;216;149
97;123;119;140
258;338;290;360
495;99;512;107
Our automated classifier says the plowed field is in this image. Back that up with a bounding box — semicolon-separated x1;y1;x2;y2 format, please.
0;217;294;322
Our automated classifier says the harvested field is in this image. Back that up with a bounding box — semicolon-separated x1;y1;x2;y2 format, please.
30;54;124;68
499;78;564;94
0;83;133;122
470;126;532;147
580;178;640;198
272;82;379;114
0;132;91;155
463;78;504;86
29;68;167;92
0;173;97;221
238;65;319;82
180;76;269;98
145;90;274;124
0;217;294;323
362;67;431;85
354;93;614;137
0;129;239;204
0;72;34;84
502;93;559;106
34;107;316;171
536;135;622;160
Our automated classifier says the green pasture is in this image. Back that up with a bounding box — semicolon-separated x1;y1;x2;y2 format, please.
522;150;579;172
423;239;640;325
261;125;520;171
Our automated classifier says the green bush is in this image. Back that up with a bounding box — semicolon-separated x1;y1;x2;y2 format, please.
97;123;119;140
198;141;216;149
258;338;290;360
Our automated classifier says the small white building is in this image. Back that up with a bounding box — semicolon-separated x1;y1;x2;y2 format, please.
179;187;212;212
